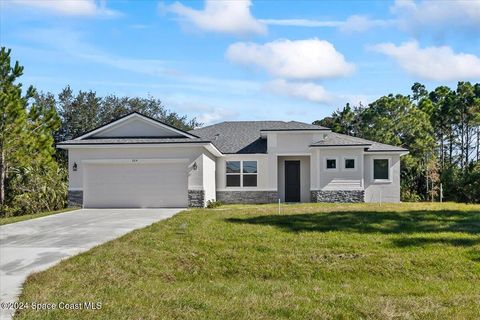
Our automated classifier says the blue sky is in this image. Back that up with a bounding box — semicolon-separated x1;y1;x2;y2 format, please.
1;0;479;125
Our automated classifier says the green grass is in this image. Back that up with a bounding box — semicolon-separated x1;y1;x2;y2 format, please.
16;202;480;319
0;207;76;226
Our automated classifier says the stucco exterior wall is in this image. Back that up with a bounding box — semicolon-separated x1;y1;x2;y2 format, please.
277;156;311;202
267;132;322;194
202;153;216;204
316;148;365;191
68;146;211;193
364;154;401;202
215;154;272;191
267;132;319;154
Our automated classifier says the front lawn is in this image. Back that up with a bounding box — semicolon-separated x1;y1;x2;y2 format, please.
16;203;480;319
0;208;76;226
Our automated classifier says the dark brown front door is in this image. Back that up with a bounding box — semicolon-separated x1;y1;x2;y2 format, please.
285;160;300;202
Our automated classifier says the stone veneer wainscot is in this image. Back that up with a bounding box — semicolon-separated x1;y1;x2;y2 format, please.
188;190;205;207
68;190;83;207
310;190;364;203
217;191;278;204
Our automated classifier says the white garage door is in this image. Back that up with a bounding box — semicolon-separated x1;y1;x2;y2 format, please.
83;161;188;208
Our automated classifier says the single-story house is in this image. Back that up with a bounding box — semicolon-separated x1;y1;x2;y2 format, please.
58;112;408;208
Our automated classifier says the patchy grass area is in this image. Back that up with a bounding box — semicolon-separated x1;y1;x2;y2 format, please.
0;208;76;226
16;203;480;319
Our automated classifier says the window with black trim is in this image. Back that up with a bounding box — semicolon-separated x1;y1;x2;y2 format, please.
326;159;337;169
345;158;355;169
226;161;258;187
373;159;389;180
242;161;257;187
226;161;241;187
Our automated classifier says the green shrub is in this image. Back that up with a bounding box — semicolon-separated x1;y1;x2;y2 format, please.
206;200;223;208
401;189;422;202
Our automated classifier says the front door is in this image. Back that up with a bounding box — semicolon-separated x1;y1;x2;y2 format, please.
285;160;301;202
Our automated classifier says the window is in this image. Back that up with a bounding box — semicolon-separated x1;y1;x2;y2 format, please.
242;161;257;187
345;158;355;169
226;161;241;187
326;159;337;169
226;160;258;187
373;159;389;180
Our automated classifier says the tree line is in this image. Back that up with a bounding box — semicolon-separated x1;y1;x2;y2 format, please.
314;82;480;202
0;47;201;216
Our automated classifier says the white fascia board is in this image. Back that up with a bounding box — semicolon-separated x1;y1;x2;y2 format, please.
260;129;331;133
366;151;409;156
220;153;268;160
309;145;368;150
275;153;312;156
216;188;277;192
75;113;197;140
58;142;224;157
204;143;223;157
58;143;210;149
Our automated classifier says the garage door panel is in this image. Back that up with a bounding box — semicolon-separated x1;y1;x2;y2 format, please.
84;162;188;208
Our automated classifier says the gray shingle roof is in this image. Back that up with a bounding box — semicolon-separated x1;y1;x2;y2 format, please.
190;121;327;154
366;141;408;152
311;132;407;152
58;119;407;154
260;121;329;131
57;137;210;145
311;133;372;147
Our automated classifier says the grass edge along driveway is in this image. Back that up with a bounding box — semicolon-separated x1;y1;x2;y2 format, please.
16;202;480;320
0;208;77;226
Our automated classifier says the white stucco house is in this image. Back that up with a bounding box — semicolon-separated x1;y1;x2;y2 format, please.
58;112;408;208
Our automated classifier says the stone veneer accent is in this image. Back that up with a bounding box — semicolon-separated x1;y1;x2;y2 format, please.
311;190;364;203
68;190;83;207
216;191;278;204
188;190;205;207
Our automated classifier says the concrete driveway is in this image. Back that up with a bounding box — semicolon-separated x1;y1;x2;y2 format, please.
0;208;182;319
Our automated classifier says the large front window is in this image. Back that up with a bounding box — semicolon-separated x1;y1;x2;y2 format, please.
226;161;258;187
373;159;389;180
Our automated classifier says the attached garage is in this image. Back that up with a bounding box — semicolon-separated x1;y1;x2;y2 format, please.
83;159;188;208
58;112;221;208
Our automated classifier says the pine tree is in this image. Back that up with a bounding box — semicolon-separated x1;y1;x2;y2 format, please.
0;47;65;215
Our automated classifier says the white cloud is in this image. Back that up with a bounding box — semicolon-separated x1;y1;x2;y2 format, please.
226;38;355;80
164;99;238;125
167;0;266;35
339;15;395;33
261;16;394;33
261;0;480;36
372;41;480;81
391;0;480;35
26;28;168;76
17;28;263;97
9;0;119;17
265;79;331;103
260;19;343;28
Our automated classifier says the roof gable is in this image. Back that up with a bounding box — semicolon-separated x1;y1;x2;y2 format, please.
75;112;197;140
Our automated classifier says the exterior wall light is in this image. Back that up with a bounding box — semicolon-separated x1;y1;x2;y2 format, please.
192;162;198;170
73;162;78;171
